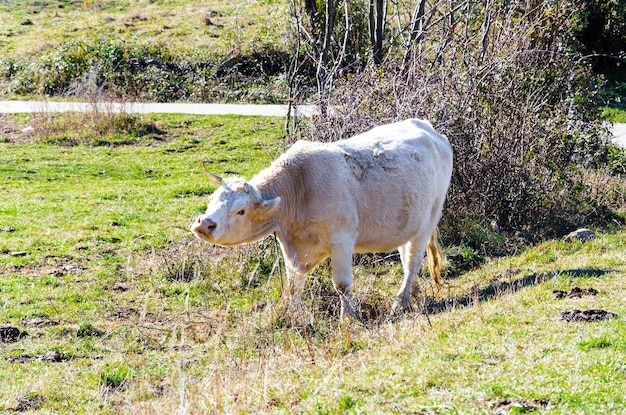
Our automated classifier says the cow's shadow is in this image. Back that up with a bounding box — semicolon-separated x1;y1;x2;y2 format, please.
356;268;611;325
420;268;609;315
300;268;610;327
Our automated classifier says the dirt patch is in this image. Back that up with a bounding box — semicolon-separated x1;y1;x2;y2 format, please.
0;114;32;143
492;398;550;414
109;282;131;292
560;309;618;322
0;326;28;343
107;307;164;322
7;351;66;364
21;318;59;327
107;307;142;320
2;262;86;278
552;287;598;299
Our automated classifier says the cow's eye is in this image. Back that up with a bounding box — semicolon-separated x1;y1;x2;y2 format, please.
237;209;245;216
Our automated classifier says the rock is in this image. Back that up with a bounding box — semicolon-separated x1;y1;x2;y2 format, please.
563;228;596;242
22;318;59;327
20;19;34;26
493;398;550;414
38;351;63;362
7;351;65;364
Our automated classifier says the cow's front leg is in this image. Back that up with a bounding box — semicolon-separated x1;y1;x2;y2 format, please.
281;265;306;307
274;264;314;327
330;245;358;319
274;232;310;321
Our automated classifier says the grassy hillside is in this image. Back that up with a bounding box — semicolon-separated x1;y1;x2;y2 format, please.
1;113;625;414
0;0;288;58
0;0;291;102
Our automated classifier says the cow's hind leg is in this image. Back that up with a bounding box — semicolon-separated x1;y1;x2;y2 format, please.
392;236;429;314
330;244;358;319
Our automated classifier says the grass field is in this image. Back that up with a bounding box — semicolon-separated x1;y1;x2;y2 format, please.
1;113;625;414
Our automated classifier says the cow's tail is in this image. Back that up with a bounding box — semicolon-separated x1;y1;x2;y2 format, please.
426;228;445;286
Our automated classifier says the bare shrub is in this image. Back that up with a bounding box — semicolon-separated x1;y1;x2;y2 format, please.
293;0;613;241
29;109;162;146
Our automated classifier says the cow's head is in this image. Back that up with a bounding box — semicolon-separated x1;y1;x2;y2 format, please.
191;167;281;246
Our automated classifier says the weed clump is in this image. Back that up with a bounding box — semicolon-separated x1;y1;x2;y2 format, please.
77;322;104;338
16;392;44;412
28;110;164;146
100;364;133;390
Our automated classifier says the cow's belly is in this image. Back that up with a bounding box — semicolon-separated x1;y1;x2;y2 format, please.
354;240;403;254
354;215;428;253
353;185;434;253
354;230;418;253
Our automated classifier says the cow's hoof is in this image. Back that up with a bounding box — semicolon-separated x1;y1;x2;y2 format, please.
340;307;357;320
390;297;412;315
340;296;360;320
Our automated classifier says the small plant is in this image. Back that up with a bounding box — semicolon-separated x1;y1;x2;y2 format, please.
605;143;626;175
155;239;215;283
16;392;43;412
77;322;104;338
100;364;133;390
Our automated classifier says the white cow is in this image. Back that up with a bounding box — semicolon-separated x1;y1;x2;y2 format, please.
191;119;453;318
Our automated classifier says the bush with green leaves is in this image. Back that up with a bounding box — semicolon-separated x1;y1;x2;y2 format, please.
0;36;289;103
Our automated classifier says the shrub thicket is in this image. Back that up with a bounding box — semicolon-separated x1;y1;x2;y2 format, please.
292;0;618;244
575;0;626;89
0;37;289;103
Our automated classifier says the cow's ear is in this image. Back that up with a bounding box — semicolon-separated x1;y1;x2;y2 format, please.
260;196;281;211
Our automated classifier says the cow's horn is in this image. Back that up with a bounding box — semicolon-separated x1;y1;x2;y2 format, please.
202;164;224;185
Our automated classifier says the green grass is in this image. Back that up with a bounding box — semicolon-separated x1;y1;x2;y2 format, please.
1;114;625;413
602;106;626;123
0;113;285;266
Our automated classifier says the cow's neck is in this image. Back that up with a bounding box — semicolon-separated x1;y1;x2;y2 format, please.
253;167;302;224
253;175;308;273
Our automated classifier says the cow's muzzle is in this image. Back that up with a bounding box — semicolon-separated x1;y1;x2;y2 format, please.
191;216;217;240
